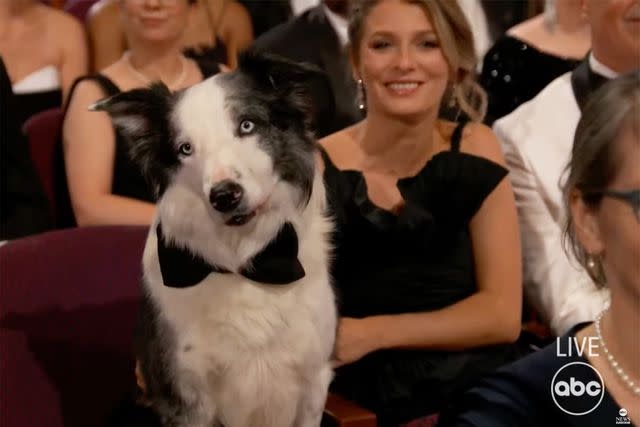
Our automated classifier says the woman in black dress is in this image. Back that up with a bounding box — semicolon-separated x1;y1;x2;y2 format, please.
0;0;88;129
60;0;222;227
480;0;590;125
319;0;522;424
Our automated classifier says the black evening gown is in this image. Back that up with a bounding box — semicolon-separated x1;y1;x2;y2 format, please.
322;122;517;426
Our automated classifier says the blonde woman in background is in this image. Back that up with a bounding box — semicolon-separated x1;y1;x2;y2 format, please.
59;0;223;227
319;0;522;424
87;0;253;70
0;0;88;127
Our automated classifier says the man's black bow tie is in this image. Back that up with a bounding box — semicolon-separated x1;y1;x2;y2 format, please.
156;222;306;288
571;57;609;112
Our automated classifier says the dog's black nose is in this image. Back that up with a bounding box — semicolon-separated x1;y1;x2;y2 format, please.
209;180;243;212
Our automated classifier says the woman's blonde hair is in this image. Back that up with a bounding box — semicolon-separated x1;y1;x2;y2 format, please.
348;0;487;121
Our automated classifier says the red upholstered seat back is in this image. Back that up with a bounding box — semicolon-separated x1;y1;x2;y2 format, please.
22;107;64;219
0;226;148;427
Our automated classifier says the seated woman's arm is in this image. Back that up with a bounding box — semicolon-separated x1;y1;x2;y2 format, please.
218;1;254;68
62;80;156;226
56;11;89;102
334;123;523;366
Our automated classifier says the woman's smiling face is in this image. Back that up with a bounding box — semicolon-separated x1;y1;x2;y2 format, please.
354;0;450;119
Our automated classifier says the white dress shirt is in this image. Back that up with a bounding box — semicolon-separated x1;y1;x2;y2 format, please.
458;0;491;62
493;55;614;335
323;4;349;47
290;0;320;16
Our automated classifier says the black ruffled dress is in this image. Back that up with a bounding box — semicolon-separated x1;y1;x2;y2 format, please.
322;122;517;425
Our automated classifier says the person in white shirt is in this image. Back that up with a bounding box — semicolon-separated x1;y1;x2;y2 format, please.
458;0;491;62
494;0;640;335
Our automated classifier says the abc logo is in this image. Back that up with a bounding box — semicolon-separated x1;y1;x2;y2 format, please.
620;408;628;417
551;362;605;415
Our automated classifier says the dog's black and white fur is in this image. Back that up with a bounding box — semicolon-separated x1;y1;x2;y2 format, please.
95;52;337;427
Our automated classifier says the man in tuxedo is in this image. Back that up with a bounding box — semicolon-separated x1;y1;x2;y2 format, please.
237;0;292;38
238;0;325;38
494;0;640;335
252;0;362;138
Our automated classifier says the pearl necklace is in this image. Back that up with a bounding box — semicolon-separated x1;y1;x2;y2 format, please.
595;310;640;396
124;51;187;90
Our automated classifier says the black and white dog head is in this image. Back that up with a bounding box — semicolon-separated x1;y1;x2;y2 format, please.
92;51;321;227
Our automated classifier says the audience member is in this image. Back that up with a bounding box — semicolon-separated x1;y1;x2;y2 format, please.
87;0;253;70
60;0;222;227
253;0;363;138
0;0;88;128
494;0;640;336
480;0;540;43
440;72;640;426
0;56;52;240
238;0;315;38
480;0;590;125
319;0;522;424
457;0;491;63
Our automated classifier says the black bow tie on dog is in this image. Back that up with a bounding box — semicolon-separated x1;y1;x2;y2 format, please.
156;222;306;288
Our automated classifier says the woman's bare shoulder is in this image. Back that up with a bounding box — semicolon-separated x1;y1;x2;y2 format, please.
41;5;86;42
460;121;506;166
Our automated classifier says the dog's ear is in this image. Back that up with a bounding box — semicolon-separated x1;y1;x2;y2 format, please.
237;50;324;129
90;82;180;197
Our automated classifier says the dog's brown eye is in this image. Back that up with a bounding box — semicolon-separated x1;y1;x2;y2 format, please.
239;119;255;135
178;143;193;156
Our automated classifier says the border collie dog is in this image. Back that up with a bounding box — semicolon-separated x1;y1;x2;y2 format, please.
95;52;337;427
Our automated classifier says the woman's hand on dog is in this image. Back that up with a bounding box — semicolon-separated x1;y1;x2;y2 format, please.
332;317;380;368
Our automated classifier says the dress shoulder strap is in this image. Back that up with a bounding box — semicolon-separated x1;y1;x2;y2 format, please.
450;119;469;153
64;74;121;112
90;74;121;96
317;144;339;172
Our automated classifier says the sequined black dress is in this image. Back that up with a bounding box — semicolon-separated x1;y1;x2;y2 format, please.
480;35;581;126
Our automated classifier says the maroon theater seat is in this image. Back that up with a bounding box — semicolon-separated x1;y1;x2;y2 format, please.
0;225;377;426
0;226;148;427
22;107;64;219
64;0;100;21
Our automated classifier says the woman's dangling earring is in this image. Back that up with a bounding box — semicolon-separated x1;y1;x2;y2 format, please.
448;83;458;108
586;253;607;287
447;83;462;122
544;0;557;32
357;79;366;112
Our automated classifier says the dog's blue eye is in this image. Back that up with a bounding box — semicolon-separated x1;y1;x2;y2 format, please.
239;119;255;135
178;143;193;156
